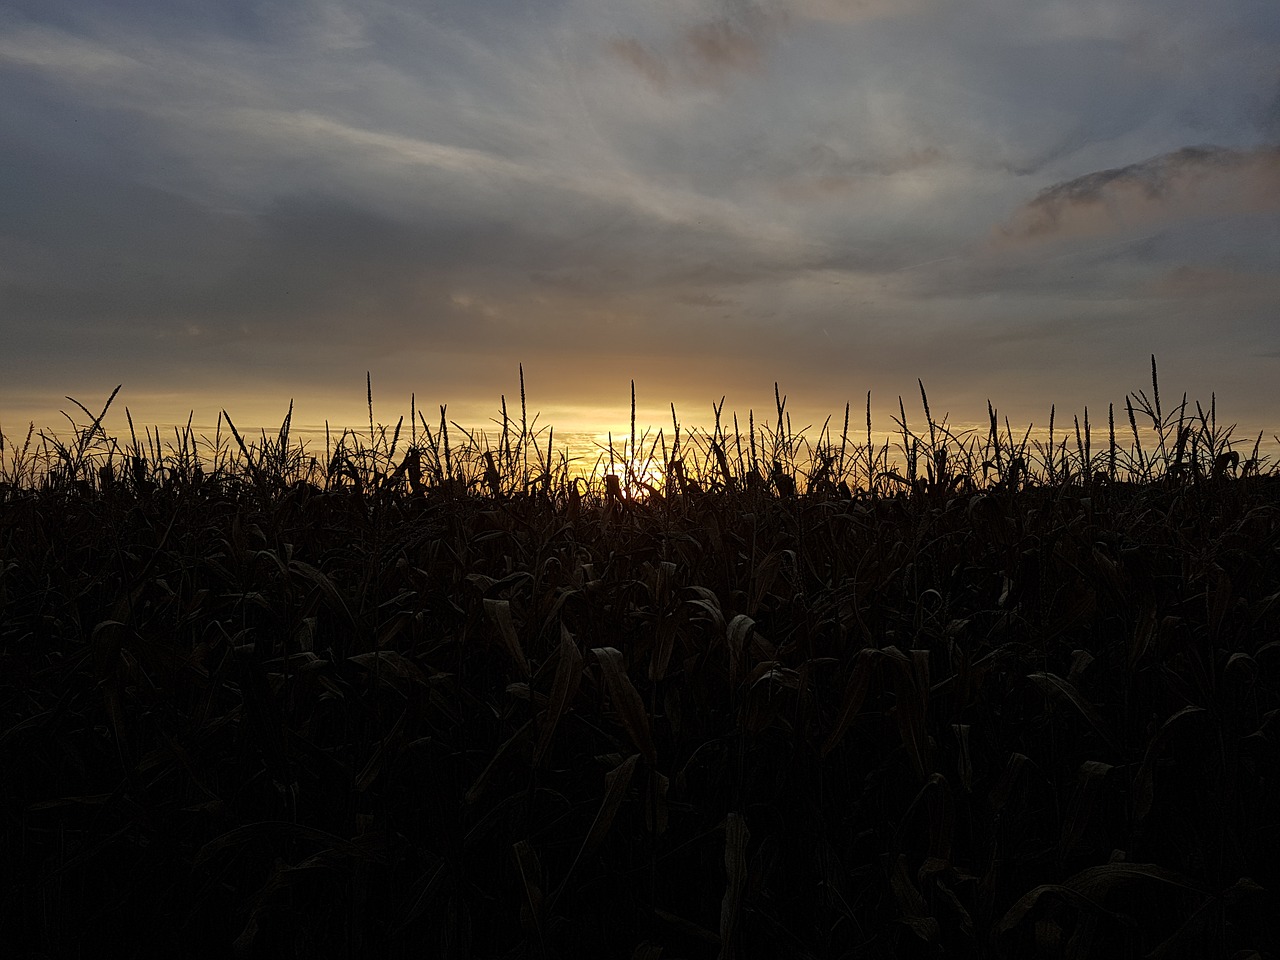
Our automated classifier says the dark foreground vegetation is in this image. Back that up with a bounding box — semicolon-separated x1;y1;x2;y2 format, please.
3;362;1279;959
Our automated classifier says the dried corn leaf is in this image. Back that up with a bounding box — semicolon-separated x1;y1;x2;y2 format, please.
1249;590;1280;625
646;769;669;836
1145;886;1259;960
893;649;932;779
553;752;639;908
1132;705;1206;822
952;723;973;792
290;558;355;625
997;883;1117;941
513;839;545;939
884;853;940;944
1027;671;1119;753
464;719;533;805
348;650;431;694
592;646;656;763
1067;861;1202;894
469;570;534;597
534;624;583;764
196;822;384;864
920;860;976;940
647;560;677;607
719;811;750;960
390;859;447;936
484;598;530;677
892;773;952;861
821;647;877;757
648;607;682;682
748;551;787;616
1207;564;1233;639
1059;760;1113;857
1129;601;1158;669
653;908;721;944
998;861;1202;940
1067;648;1095;683
989;751;1028;812
726;614;755;690
1224;651;1258;685
354;702;410;793
685;586;726;633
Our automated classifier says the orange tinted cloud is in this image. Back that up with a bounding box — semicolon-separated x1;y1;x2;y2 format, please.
997;145;1280;243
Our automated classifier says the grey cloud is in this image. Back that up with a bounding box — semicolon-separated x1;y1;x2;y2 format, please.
790;0;935;22
606;3;782;90
772;142;946;199
2;1;363;48
1261;81;1280;138
0;140;827;385
683;8;776;73
606;38;673;91
674;291;735;308
1148;264;1280;303
997;145;1280;242
901;182;1278;309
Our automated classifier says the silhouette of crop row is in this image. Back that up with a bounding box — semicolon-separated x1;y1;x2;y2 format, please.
2;359;1277;958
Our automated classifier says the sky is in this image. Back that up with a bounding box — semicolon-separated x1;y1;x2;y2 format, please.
2;0;1279;448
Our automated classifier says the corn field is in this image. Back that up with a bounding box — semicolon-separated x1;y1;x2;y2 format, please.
2;361;1278;959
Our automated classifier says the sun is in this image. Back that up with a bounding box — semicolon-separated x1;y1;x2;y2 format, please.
589;433;669;499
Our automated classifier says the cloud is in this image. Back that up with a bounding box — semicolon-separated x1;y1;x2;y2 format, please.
1261;79;1280;138
605;0;941;93
0;21;139;74
1146;264;1280;302
606;4;781;91
997;145;1280;243
683;11;774;74
791;0;934;23
259;0;370;51
773;143;945;199
606;37;674;91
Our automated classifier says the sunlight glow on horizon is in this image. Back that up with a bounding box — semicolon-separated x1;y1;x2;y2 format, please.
6;365;1278;470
